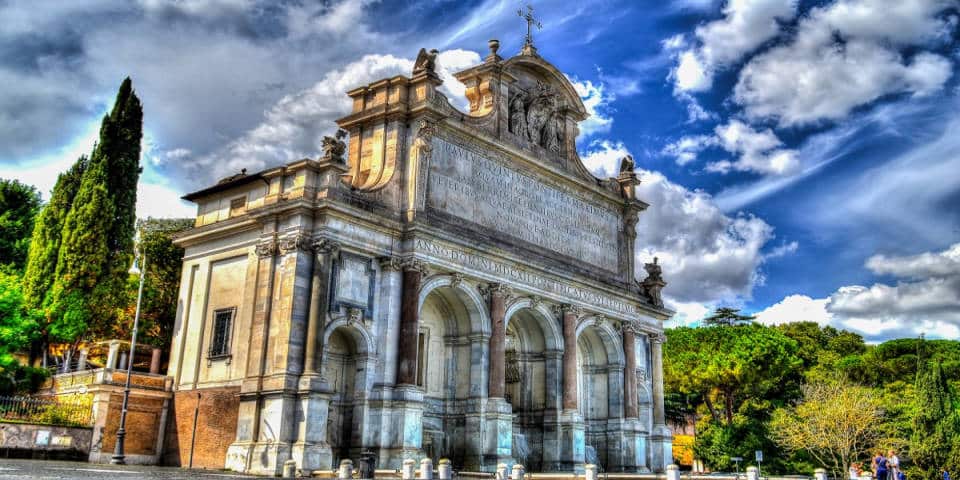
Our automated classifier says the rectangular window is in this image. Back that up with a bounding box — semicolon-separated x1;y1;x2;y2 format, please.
209;308;235;359
416;331;427;387
229;196;246;217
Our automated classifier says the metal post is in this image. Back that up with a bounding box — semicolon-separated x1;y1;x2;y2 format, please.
111;251;146;465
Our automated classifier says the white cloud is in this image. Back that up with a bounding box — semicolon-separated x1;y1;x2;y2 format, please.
755;294;832;326
580;140;785;305
670;0;798;93
570;77;615;138
708;120;800;175
734;0;955;126
757;243;960;341
137;180;196;219
662;134;716;166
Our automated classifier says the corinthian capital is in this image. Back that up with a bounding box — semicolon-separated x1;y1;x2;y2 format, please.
312;236;341;255
255;239;277;258
278;233;310;254
398;257;429;275
650;332;667;345
478;282;512;301
553;303;582;318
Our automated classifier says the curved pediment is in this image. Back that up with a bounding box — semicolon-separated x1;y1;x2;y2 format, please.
502;54;588;122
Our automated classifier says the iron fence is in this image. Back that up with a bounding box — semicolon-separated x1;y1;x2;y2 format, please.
0;395;92;427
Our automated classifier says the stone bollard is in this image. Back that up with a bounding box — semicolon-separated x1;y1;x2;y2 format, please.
667;464;681;480
497;463;508;480
283;459;298;478
402;459;417;480
512;464;525;480
339;459;354;480
420;458;434;480
107;340;120;369
815;469;828;480
150;347;162;374
585;464;597;480
438;459;452;480
747;466;759;480
118;352;128;371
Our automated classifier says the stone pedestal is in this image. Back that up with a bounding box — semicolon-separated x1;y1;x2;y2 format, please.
545;410;584;473
622;418;648;473
290;390;334;474
464;398;513;471
376;385;424;468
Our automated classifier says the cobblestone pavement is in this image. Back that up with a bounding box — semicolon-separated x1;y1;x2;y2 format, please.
0;459;264;479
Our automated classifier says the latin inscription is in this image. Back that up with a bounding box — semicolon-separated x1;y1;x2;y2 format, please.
428;139;621;271
415;238;644;320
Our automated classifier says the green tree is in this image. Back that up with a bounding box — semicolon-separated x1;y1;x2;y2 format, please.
702;307;756;327
114;218;191;351
665;324;803;471
0;270;45;393
49;78;142;343
911;361;960;480
22;156;88;311
0;179;42;271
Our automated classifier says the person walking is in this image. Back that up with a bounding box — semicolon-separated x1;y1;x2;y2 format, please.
888;450;901;480
874;452;889;480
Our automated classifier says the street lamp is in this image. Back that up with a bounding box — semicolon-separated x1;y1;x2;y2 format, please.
111;230;146;465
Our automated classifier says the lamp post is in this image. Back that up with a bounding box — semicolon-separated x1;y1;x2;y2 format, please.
111;231;146;465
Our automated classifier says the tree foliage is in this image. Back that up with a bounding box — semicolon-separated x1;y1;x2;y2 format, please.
911;361;960;480
22;156;88;311
702;307;756;327
48;78;142;343
771;380;884;479
0;270;45;394
0;179;42;271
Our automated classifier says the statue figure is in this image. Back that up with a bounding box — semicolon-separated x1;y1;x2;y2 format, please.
509;91;529;139
526;97;550;145
542;111;561;152
413;48;439;75
639;257;666;308
619;155;635;174
321;129;348;163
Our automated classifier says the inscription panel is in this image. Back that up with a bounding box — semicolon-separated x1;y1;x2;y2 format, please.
428;138;621;271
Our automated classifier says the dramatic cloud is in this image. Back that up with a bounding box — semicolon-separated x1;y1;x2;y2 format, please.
663;120;798;175
570;77;616;138
757;243;960;341
670;0;798;93
581;141;783;306
734;0;955;126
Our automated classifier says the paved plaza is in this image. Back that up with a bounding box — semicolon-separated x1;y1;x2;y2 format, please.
0;459;260;479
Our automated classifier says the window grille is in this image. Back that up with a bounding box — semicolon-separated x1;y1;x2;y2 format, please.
209;308;235;359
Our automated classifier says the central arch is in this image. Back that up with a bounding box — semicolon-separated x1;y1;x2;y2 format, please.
577;317;625;471
417;275;489;468
504;299;563;472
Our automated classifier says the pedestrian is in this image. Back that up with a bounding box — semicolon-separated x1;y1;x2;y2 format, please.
943;468;950;480
888;450;901;480
875;452;889;480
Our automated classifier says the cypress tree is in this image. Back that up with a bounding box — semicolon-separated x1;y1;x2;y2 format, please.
49;78;142;342
22;155;89;310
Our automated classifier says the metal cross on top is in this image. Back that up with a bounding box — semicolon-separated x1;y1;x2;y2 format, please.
517;4;542;48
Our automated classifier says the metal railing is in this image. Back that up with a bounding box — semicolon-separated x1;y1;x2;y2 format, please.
0;395;93;427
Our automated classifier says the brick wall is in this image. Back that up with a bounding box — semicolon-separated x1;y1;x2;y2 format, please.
100;394;166;455
162;386;240;468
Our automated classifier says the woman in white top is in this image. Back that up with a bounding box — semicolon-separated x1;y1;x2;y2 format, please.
888;450;901;480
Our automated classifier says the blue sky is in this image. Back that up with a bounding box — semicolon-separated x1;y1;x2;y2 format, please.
2;0;959;341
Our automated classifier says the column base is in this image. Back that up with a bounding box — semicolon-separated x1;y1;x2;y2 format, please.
543;410;584;473
649;424;673;473
290;441;334;475
225;441;292;476
621;418;649;473
463;398;514;471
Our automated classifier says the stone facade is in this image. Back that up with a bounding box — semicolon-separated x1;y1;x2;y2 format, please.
169;40;672;476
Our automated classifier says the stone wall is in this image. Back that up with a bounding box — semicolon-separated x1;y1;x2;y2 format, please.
0;422;93;460
162;386;240;468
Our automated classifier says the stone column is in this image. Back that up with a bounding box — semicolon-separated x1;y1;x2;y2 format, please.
623;325;638;419
303;238;339;377
397;259;427;386
150;348;162;374
649;333;672;472
486;283;508;398
106;340;120;369
560;305;580;411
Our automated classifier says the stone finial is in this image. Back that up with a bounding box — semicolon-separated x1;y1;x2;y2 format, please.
486;39;502;63
639;257;666;308
321;129;348;164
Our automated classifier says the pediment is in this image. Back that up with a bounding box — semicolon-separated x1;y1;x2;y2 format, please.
502;55;588;122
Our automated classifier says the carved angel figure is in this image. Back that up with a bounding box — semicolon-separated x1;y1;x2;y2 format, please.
639;257;666;307
509;91;529;139
619;155;635;174
321;129;348;163
413;48;439;75
525;98;550;145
